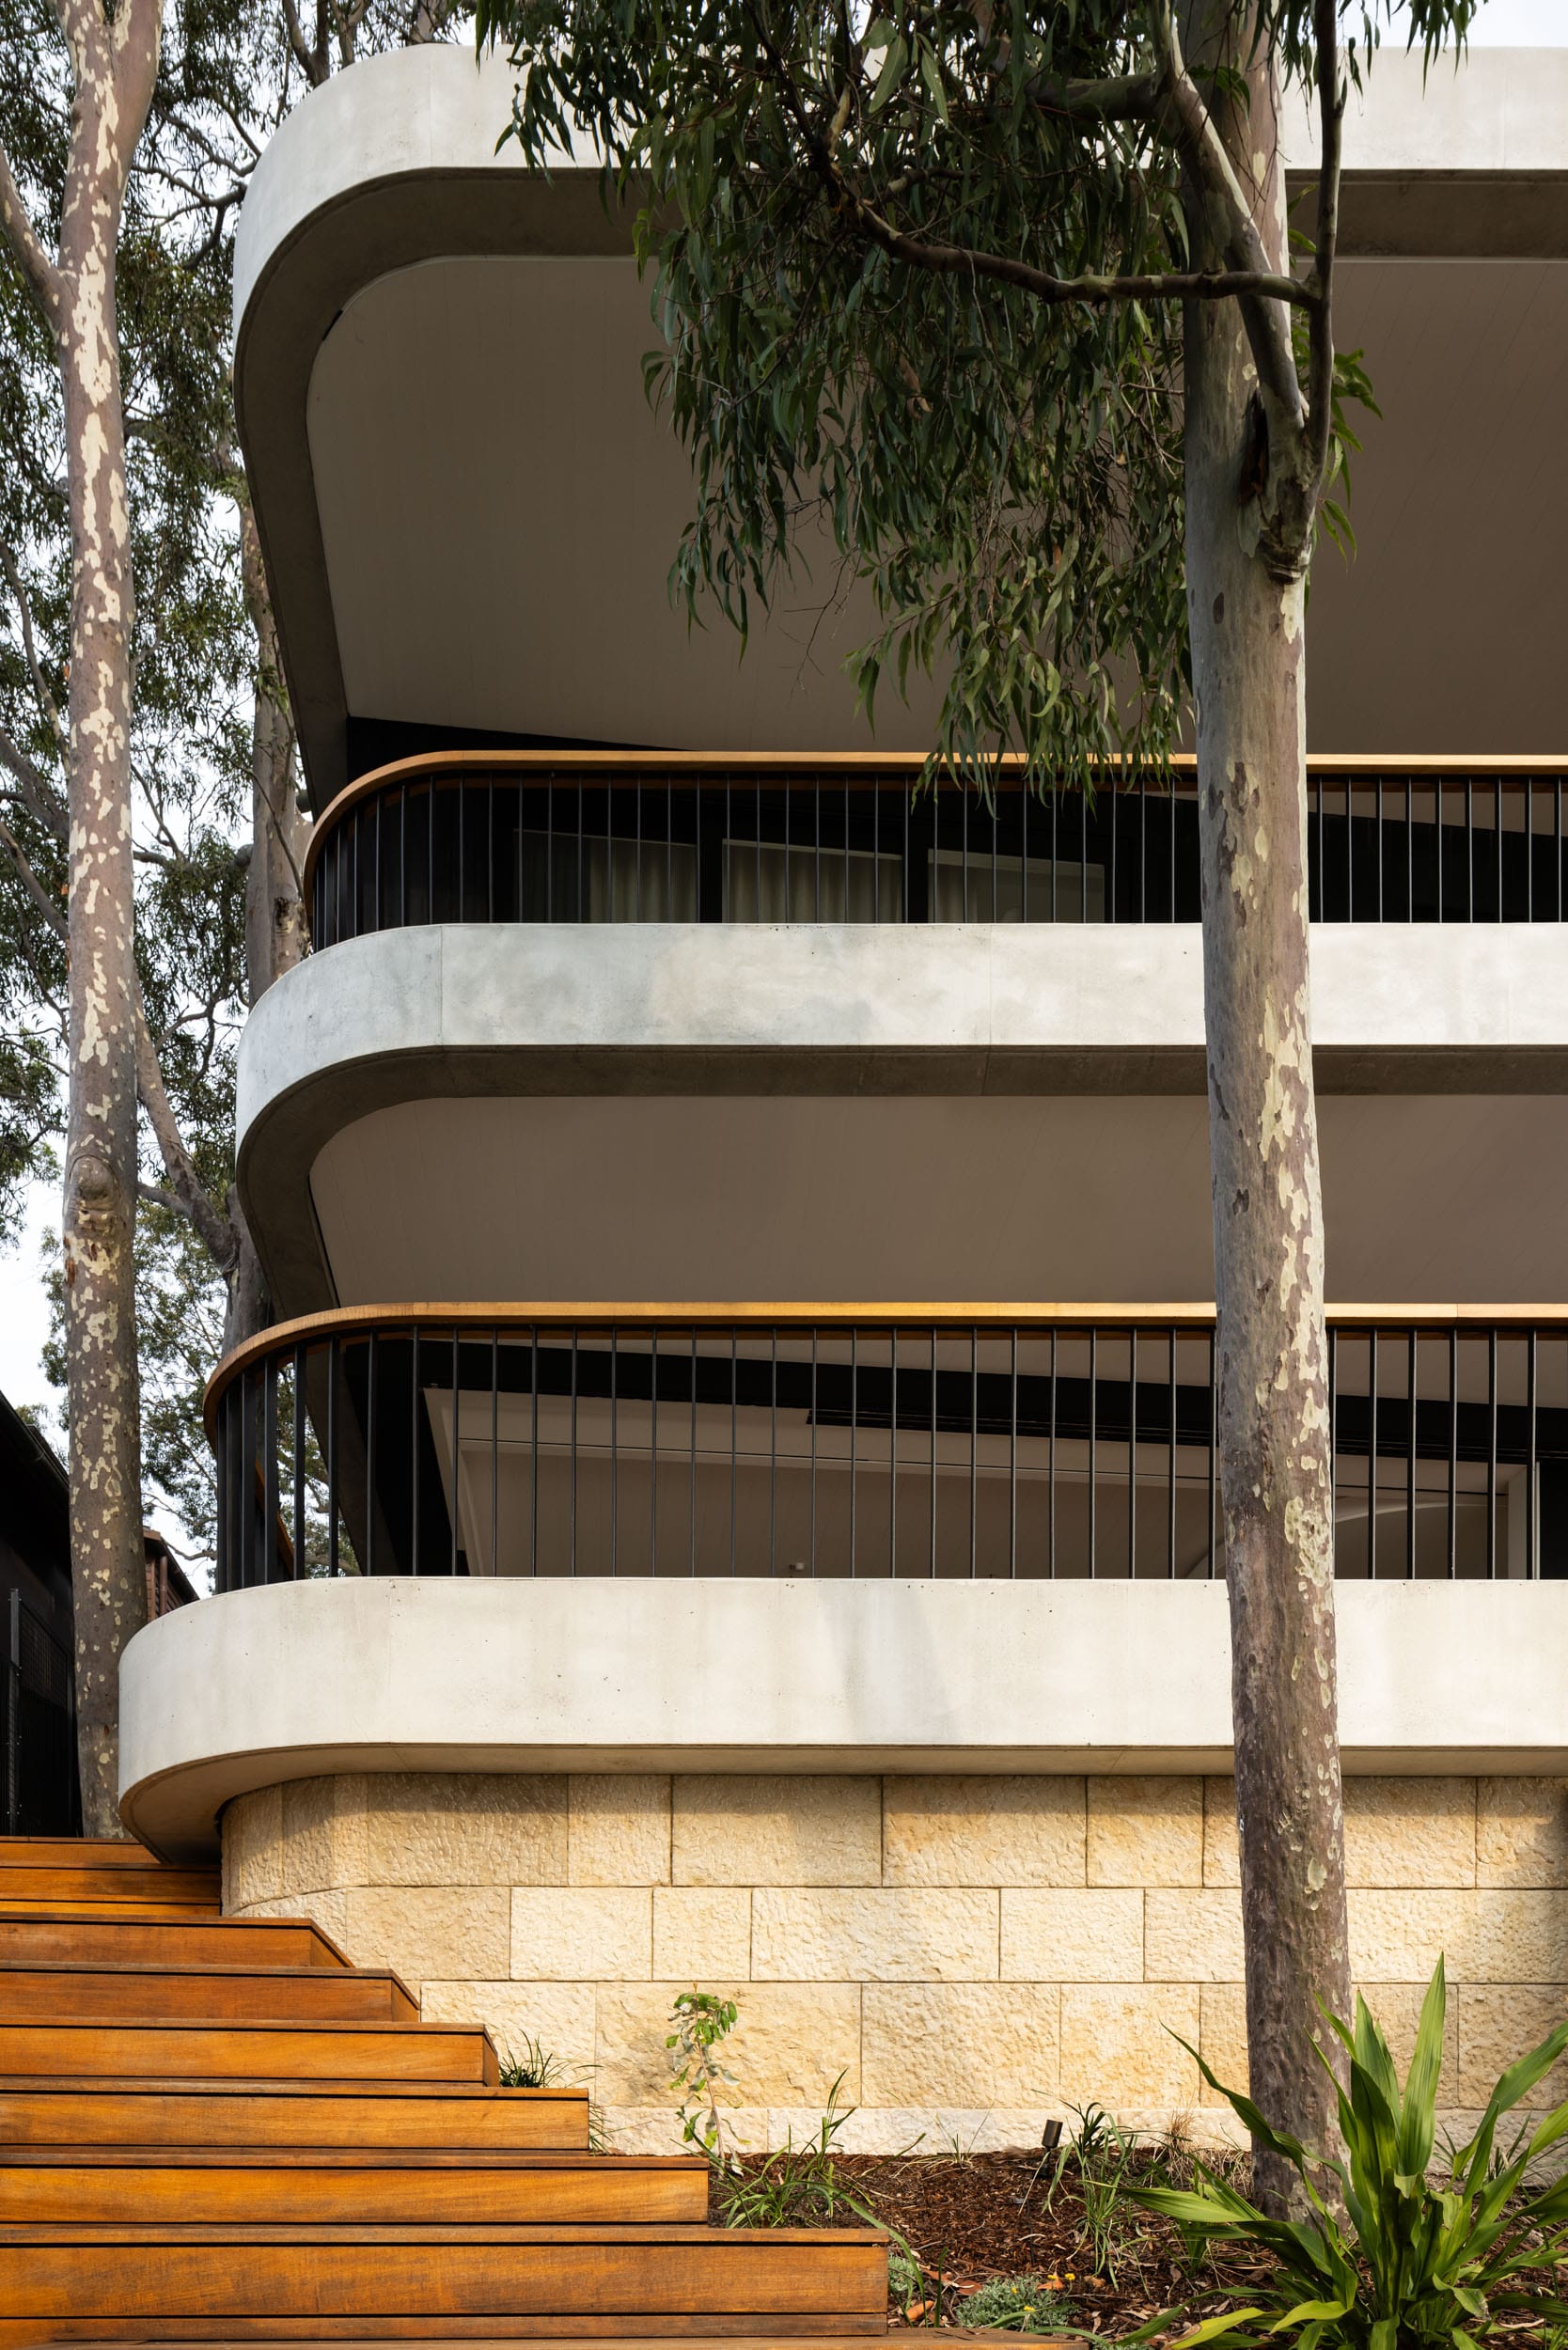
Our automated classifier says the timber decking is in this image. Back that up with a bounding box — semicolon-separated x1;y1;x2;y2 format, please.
0;1840;887;2342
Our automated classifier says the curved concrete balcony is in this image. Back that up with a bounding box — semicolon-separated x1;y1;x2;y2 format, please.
118;1574;1568;1859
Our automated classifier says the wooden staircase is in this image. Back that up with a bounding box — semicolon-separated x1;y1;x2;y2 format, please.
0;1838;886;2345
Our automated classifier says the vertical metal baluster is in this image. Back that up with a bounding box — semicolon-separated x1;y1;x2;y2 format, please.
458;784;466;925
1009;1326;1018;1577
1052;781;1058;921
400;786;407;927
651;1323;659;1576
235;1369;248;1587
1558;779;1563;921
902;774;911;927
889;1324;898;1575
991;776;998;928
1527;779;1534;922
291;1344;306;1580
1108;775;1117;921
1466;777;1474;920
770;1325;778;1576
353;807;360;941
962;778;969;921
545;777;554;920
690;1325;698;1576
1021;775;1029;925
214;1388;230;1592
1314;773;1324;920
327;1338;340;1577
1048;1327;1058;1576
1347;776;1355;918
1128;1327;1137;1578
930;1323;938;1578
1207;1328;1217;1577
411;1330;420;1576
666;771;673;913
1497;776;1504;920
1168;1325;1177;1579
1406;776;1414;921
969;1324;979;1580
364;1333;377;1576
576;781;584;923
1088;1327;1097;1576
1368;1328;1378;1580
1435;1318;1479;1577
815;778;822;918
570;1329;578;1575
1487;1325;1497;1577
636;777;643;921
491;1327;499;1578
1529;1327;1539;1577
849;1326;858;1576
1335;1325;1344;1579
730;1328;739;1574
531;1324;539;1577
1406;1327;1417;1579
487;780;495;923
610;1324;618;1575
263;1359;279;1583
1139;771;1147;923
755;779;761;918
1435;779;1444;924
1375;774;1384;920
809;1326;818;1577
449;1329;460;1575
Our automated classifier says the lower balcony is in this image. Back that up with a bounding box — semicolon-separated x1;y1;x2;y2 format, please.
209;1307;1568;1590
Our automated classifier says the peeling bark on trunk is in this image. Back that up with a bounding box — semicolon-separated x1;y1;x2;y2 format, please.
1181;16;1352;2215
240;499;309;1007
49;0;164;1837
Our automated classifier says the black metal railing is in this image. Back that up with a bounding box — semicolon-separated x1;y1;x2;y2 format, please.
207;1307;1568;1591
303;756;1568;947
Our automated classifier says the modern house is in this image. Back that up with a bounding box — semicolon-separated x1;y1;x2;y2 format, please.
118;41;1568;2151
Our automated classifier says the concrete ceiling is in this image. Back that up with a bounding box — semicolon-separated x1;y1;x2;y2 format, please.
308;1090;1568;1308
237;45;1568;806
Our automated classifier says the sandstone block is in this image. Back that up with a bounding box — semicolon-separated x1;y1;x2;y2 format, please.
672;1776;881;1887
365;1772;567;1887
232;1888;351;1954
340;1885;509;1986
862;1982;1058;2107
595;1981;860;2107
510;1887;651;1980
1144;1890;1245;1983
652;1888;752;1981
1477;1779;1568;1889
1059;1985;1200;2107
570;1775;671;1885
752;1888;997;1981
420;1980;597;2076
1202;1780;1240;1888
1000;1889;1142;1983
882;1777;1086;1888
225;1784;283;1910
1088;1778;1203;1888
279;1774;368;1896
1457;1983;1568;2107
1199;1982;1247;2104
1345;1779;1476;1889
1350;1889;1568;1984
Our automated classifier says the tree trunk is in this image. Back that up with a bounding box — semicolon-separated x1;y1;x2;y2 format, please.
1181;27;1352;2215
54;0;165;1838
240;498;310;1006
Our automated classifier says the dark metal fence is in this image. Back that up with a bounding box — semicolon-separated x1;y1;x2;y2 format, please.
303;758;1568;946
208;1308;1568;1591
3;1590;79;1837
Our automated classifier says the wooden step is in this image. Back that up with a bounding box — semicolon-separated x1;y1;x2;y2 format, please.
0;2223;888;2337
0;1909;349;1966
1;2078;591;2150
0;2150;710;2226
0;1961;418;2023
0;2018;499;2083
0;1838;172;1869
0;1863;219;1904
0;2339;890;2349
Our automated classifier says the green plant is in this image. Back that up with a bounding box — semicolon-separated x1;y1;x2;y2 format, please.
1130;1957;1568;2349
496;2034;566;2088
954;2276;1075;2335
887;2248;921;2318
666;1989;741;2169
1031;2103;1138;2285
717;2076;884;2230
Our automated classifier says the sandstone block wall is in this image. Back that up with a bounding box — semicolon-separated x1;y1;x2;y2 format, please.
223;1771;1568;2152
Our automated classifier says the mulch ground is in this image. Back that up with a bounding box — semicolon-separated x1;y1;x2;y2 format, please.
713;2146;1262;2338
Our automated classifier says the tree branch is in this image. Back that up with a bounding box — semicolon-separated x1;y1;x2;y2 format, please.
0;132;62;324
1306;0;1343;486
0;720;69;846
0;536;68;751
278;0;326;86
1151;2;1301;421
133;992;240;1277
0;814;67;941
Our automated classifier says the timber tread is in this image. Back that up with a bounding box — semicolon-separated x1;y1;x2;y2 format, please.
0;1960;419;2021
0;2017;501;2082
0;1910;353;1965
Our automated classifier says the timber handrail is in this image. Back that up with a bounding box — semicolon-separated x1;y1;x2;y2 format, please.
204;1299;1568;1436
301;751;1568;899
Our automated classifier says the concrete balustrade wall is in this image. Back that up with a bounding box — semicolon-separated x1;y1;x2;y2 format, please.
223;1769;1568;2151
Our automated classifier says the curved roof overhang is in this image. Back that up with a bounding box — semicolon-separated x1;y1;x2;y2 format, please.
235;44;1568;808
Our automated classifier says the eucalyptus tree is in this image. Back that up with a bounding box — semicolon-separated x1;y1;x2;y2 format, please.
477;0;1472;2205
0;0;458;1824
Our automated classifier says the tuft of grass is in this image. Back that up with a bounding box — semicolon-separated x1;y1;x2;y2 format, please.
716;2075;884;2229
496;2034;566;2088
953;2275;1075;2334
